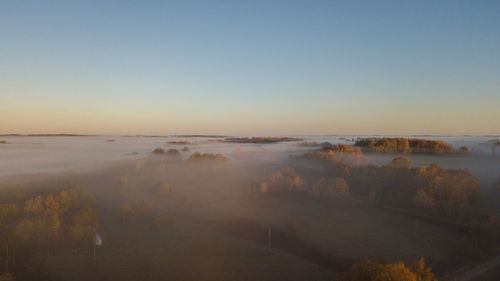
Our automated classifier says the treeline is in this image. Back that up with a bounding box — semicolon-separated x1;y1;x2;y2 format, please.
0;186;97;280
186;152;230;171
224;137;304;144
349;161;480;218
251;168;349;198
300;150;479;219
354;138;459;154
304;143;366;165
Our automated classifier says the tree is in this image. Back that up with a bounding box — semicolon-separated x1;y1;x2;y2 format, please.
375;262;417;281
411;258;437;281
15;219;36;245
459;146;469;154
0;204;19;227
70;208;98;245
155;181;171;196
413;189;436;210
389;157;413;169
340;259;384;281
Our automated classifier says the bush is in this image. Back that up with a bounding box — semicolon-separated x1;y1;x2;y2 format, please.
388;157;413;169
165;149;180;157
459;146;469;154
152;148;165;154
155;181;171;196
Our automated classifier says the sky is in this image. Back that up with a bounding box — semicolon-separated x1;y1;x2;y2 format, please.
1;0;499;135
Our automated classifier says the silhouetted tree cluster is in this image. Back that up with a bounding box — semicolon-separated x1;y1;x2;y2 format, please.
355;138;454;154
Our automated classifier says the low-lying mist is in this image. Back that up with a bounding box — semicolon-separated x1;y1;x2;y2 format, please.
0;135;500;281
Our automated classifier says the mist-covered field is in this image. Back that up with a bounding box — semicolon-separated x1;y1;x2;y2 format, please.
1;135;500;281
1;135;499;183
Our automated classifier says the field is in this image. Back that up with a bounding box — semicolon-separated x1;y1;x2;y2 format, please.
1;154;466;280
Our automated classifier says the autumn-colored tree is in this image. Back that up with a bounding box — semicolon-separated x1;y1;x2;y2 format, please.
0;204;19;227
258;168;304;193
14;218;36;245
341;259;435;281
389;157;413;169
70;207;98;245
340;259;384;281
311;177;349;197
411;258;437;281
374;262;417;281
413;189;436;210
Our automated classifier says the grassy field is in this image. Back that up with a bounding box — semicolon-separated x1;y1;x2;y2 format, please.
3;156;470;280
49;205;335;281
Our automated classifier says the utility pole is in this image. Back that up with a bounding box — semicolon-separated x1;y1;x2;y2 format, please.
5;243;8;272
267;229;271;253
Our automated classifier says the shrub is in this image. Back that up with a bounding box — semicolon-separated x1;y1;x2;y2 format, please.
155;181;171;196
459;146;469;154
388;157;413;169
165;149;180;157
152;148;165;154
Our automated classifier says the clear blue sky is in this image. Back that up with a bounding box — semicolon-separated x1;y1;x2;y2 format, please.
1;0;499;135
